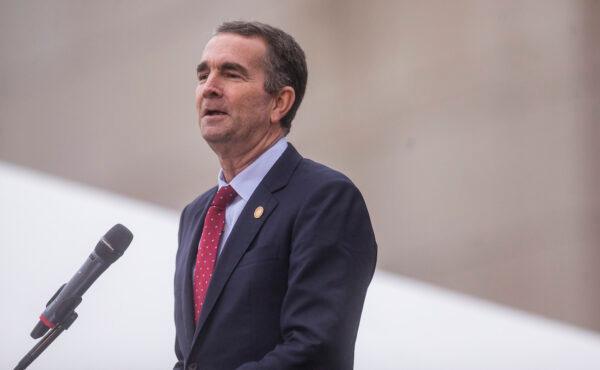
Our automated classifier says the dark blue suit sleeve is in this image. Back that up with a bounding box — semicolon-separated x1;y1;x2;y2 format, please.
173;336;184;370
174;205;188;370
236;179;377;369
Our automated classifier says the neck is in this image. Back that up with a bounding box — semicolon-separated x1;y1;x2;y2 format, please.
216;131;284;183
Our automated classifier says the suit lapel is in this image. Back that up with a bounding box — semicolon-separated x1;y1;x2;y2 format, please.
181;189;215;356
193;184;278;341
190;144;303;347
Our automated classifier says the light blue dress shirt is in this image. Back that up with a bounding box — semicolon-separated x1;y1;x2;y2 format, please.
215;137;288;256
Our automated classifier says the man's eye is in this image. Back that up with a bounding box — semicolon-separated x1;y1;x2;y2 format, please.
198;73;208;81
225;72;240;79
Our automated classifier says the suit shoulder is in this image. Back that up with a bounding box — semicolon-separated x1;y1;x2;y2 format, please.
293;158;358;191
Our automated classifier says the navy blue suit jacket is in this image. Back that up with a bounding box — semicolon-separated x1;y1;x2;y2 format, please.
174;144;377;370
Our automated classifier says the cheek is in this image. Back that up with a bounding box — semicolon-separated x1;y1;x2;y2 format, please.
240;93;272;117
194;85;202;108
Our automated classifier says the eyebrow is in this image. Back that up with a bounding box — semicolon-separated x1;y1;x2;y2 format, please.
221;62;249;78
196;61;250;78
196;62;208;74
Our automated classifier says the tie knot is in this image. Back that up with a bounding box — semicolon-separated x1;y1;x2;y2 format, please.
211;185;237;209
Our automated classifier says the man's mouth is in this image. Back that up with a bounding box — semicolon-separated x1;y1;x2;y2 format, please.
204;109;227;117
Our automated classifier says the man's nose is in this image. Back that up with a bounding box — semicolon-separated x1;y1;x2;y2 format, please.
202;74;222;98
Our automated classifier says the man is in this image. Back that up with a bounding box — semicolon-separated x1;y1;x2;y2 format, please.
174;21;377;370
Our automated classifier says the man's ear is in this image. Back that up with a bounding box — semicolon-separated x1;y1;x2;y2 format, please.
270;86;295;124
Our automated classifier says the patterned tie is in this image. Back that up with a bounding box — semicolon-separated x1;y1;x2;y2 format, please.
193;185;237;323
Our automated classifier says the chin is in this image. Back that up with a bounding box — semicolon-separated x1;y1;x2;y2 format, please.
200;121;222;137
201;129;234;145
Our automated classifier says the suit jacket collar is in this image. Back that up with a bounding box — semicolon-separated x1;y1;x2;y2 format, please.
260;142;302;193
185;143;302;353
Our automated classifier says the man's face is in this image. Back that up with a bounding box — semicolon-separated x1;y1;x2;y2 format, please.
196;33;276;149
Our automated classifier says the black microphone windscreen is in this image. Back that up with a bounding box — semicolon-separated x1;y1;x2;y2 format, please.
94;224;133;263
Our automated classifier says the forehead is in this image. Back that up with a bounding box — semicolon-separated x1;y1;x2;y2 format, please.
200;33;267;68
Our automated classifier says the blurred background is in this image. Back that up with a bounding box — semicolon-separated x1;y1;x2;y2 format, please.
1;0;599;350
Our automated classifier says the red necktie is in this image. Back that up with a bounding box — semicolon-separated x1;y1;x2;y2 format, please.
193;185;237;323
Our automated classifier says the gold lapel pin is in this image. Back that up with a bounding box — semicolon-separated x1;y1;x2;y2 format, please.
254;206;264;219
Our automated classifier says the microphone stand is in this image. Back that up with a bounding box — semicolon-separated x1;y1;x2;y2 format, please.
15;312;78;370
15;284;80;370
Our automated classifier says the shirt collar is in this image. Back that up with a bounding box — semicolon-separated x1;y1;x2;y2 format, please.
217;137;288;201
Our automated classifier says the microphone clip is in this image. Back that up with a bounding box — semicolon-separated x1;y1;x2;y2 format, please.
30;284;82;339
16;284;81;370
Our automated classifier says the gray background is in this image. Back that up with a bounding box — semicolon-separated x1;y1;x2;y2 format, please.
1;0;599;333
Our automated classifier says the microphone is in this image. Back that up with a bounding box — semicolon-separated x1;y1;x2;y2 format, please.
30;224;133;339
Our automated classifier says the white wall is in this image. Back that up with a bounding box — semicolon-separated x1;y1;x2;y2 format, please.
2;162;600;370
